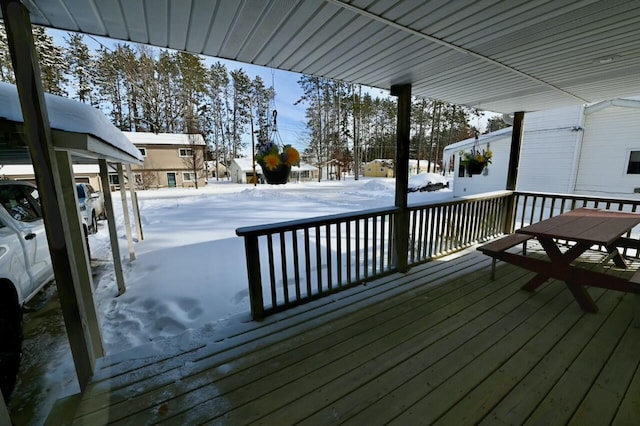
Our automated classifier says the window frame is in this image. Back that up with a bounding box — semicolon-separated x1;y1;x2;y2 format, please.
626;150;640;175
179;148;194;157
182;172;196;182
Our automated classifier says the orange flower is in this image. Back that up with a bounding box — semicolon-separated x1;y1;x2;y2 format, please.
284;146;300;166
263;153;281;171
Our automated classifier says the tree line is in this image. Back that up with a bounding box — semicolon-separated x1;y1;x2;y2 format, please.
0;25;509;176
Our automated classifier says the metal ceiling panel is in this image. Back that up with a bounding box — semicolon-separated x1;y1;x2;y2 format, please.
7;0;640;114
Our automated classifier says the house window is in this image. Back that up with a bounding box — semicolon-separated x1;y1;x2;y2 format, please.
109;174;119;185
627;151;640;174
183;172;196;181
138;147;147;157
380;168;384;172
179;148;194;157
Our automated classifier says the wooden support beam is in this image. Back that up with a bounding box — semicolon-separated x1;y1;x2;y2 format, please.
0;0;97;389
506;111;525;190
126;163;144;241
99;160;127;295
56;151;104;359
391;84;411;273
118;164;135;261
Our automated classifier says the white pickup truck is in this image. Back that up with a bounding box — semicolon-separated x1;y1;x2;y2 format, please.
0;180;89;401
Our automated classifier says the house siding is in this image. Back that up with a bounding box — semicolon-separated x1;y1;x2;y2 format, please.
517;105;583;194
575;105;640;196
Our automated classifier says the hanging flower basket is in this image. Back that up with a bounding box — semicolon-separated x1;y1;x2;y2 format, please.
465;161;486;176
460;143;492;177
255;141;300;185
261;164;291;184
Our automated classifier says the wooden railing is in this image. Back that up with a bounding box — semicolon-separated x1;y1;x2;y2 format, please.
236;191;513;319
237;190;640;320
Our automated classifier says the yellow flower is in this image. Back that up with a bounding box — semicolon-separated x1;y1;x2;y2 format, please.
263;153;281;171
284;146;300;166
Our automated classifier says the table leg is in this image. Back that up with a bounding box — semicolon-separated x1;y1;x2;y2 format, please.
521;274;548;292
566;281;598;313
605;245;628;269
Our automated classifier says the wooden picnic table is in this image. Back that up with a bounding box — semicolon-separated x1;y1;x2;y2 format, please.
493;208;640;313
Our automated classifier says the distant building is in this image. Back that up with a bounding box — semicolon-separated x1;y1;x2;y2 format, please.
364;159;394;178
229;158;262;184
0;164;105;191
291;162;320;182
123;132;207;189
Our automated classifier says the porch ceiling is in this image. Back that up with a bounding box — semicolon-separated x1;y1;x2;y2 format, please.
13;0;640;113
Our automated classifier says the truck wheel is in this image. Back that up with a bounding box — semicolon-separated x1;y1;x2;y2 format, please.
91;212;98;234
0;298;22;402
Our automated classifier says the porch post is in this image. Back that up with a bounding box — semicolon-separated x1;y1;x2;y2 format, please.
391;84;411;273
1;0;96;388
99;160;127;295
126;163;144;241
504;111;525;233
118;163;135;261
506;111;525;190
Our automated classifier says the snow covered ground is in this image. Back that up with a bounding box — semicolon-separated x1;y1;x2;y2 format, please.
12;175;454;423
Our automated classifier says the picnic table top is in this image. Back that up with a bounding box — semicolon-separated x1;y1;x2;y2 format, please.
517;208;640;246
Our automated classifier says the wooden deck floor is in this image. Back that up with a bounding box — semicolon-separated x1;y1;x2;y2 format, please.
56;246;640;425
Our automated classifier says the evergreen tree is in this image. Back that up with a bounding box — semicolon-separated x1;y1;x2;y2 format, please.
32;26;68;96
64;33;94;104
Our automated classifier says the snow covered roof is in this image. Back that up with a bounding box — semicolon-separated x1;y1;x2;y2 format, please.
0;82;143;165
123;132;206;146
443;127;513;154
292;162;317;172
0;164;102;176
232;157;262;173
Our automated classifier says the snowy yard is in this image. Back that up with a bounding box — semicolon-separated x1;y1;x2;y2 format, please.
11;176;454;423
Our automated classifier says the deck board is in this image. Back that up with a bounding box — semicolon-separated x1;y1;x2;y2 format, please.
61;247;640;425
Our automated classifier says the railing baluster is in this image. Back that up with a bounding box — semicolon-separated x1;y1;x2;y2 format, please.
373;215;378;275
280;232;289;304
364;217;369;279
346;221;352;285
380;214;386;272
292;229;301;301
243;235;264;320
355;218;361;282
316;225;322;294
304;227;311;298
326;224;332;290
267;234;277;309
336;222;342;287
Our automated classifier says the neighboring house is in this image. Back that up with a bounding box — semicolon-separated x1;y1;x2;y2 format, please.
229;158;262;184
409;159;438;176
0;164;105;191
443;98;640;198
206;160;228;179
318;159;346;180
364;159;394;178
291;162;319;182
122;132;207;189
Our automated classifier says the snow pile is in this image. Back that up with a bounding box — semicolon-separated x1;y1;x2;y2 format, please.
408;172;450;192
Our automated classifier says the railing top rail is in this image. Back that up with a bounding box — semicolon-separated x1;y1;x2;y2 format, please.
407;190;513;210
236;205;399;237
513;190;640;205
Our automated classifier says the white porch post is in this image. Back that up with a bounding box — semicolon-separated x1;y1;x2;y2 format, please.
126;163;144;241
99;160;127;295
118;164;135;261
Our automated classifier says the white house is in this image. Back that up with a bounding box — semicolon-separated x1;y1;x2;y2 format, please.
443;99;640;198
443;128;512;197
229;158;262;184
